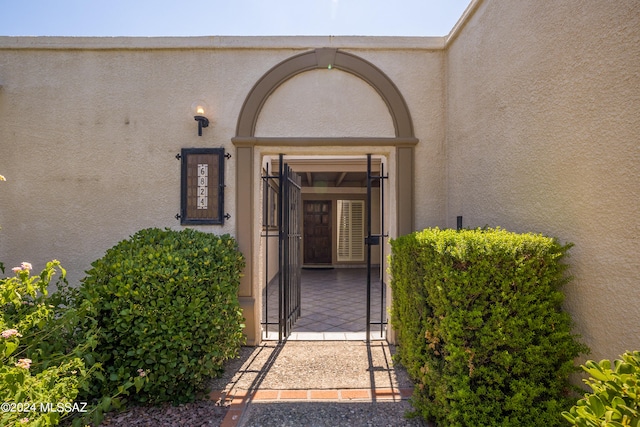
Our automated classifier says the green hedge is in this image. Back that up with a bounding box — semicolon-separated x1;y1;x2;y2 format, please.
390;227;588;427
78;228;245;405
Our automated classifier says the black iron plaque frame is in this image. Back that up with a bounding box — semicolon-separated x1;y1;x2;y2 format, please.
180;148;225;225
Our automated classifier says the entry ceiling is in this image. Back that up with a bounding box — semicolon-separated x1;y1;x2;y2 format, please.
300;171;374;188
269;157;383;188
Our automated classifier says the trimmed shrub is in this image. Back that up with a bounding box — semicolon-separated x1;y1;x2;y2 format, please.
78;228;245;405
390;227;588;427
563;351;639;427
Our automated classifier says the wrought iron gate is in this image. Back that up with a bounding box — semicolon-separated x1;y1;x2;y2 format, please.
262;154;302;342
366;154;388;340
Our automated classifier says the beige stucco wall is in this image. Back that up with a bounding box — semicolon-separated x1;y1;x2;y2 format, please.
256;69;394;137
2;1;637;356
445;0;640;361
381;49;447;230
0;42;253;284
0;37;442;305
0;37;443;286
256;46;448;230
0;43;216;284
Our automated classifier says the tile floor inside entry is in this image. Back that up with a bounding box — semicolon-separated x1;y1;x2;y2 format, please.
262;267;387;341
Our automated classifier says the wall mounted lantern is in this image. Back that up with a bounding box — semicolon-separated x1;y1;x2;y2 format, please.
192;101;209;136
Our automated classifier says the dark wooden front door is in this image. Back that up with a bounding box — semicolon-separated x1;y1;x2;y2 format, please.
303;201;332;264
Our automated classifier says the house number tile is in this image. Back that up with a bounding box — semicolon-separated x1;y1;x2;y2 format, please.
197;163;208;210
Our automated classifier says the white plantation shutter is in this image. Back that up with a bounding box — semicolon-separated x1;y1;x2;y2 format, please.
337;200;365;262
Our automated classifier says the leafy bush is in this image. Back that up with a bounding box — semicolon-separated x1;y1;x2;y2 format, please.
1;175;110;426
0;262;147;427
78;227;245;405
1;261;92;427
563;351;639;427
390;227;588;427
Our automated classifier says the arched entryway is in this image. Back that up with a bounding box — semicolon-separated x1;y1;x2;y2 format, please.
232;48;418;345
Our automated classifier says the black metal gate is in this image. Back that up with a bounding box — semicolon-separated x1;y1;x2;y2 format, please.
261;154;302;342
366;154;388;341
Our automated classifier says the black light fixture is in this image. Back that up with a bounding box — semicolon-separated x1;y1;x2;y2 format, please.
192;101;209;136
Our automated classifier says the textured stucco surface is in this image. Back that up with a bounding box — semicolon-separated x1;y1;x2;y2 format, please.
256;69;394;137
0;48;255;284
446;0;640;361
1;2;639;358
0;38;441;286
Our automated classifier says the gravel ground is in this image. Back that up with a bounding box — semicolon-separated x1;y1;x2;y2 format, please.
95;341;430;427
209;341;416;392
239;401;429;427
99;400;228;427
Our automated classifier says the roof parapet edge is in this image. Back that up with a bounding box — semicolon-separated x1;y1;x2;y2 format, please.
0;35;446;51
445;0;483;47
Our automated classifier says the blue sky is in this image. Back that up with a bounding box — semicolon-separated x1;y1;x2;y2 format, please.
0;0;471;37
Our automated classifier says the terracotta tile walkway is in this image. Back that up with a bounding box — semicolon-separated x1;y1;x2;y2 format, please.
213;387;415;426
